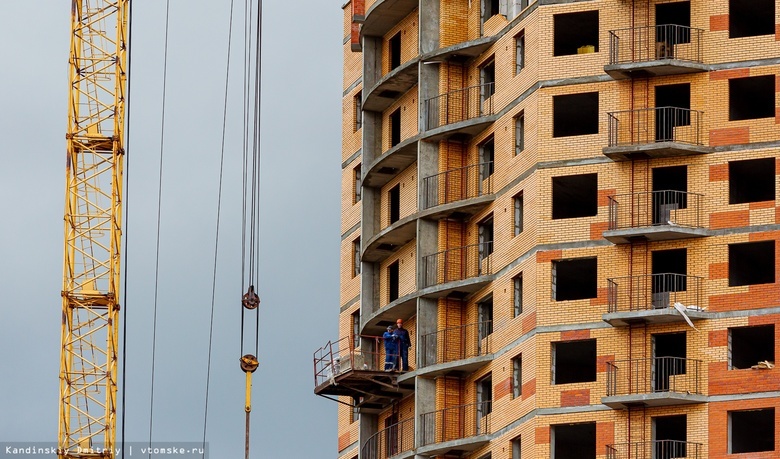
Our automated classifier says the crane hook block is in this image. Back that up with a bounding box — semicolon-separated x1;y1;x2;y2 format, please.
240;354;259;373
242;285;260;310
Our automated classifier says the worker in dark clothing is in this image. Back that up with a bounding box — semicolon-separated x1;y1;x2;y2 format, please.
393;318;412;371
383;325;398;371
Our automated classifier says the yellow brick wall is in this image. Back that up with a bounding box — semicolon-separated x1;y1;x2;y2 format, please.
381;86;419;152
379;162;418;228
378;240;416;307
381;9;420;76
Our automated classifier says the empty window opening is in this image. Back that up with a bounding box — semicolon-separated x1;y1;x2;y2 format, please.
729;408;775;453
512;354;522;399
656;1;691;48
730;325;775;370
553;257;597;301
553;339;597;384
515;112;525;155
389;32;401;70
388;260;400;302
480;58;496;100
354;91;363;131
729;158;776;204
482;0;501;24
553;92;599;137
653;332;686;392
651;248;687;308
389;108;401;147
478;216;494;261
480;136;495;180
476;374;493;429
552;422;596;459
654;83;690;141
351;310;361;349
478;296;494;341
552;173;598;220
353;163;362;203
515;31;525;74
352;238;361;278
653;415;687;458
652;165;688;224
514;192;524;236
729;241;775;287
729;76;776;120
554;11;599;56
730;0;775;38
511;435;522;458
388;184;400;224
513;274;523;317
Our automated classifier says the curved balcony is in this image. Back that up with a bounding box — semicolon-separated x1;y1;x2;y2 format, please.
419;321;494;377
362;216;417;263
606;441;703;459
421;163;494;219
418;402;491;455
603;357;706;409
364;58;419;112
421;242;493;294
604;107;709;160
362;0;418;37
604;190;708;243
423;83;497;141
361;417;415;459
364;135;418;188
363;294;417;336
421;35;498;63
604;273;707;326
313;335;412;410
605;25;707;79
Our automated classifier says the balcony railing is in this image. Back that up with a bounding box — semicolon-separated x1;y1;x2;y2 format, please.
313;335;392;387
420;320;493;367
609;24;704;65
420;401;491;446
607;441;702;459
421;242;492;289
607;107;703;148
425;83;495;131
361;417;415;459
607;273;703;313
421;163;493;210
606;357;702;397
608;190;703;230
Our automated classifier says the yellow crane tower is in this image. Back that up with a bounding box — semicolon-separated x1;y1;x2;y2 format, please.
60;1;128;457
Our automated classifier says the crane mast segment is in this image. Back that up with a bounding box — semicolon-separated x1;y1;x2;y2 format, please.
60;1;127;458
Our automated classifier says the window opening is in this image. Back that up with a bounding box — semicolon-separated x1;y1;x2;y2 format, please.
729;76;776;120
729;158;776;204
515;112;525;155
654;83;690;142
656;1;691;53
480;58;496;101
552;422;596;459
515;31;525;74
553;92;599;137
729;408;775;453
388;260;400;302
511;435;522;459
652;165;687;224
653;414;687;458
728;241;775;287
651;248;687;308
476;373;493;434
552;173;598;220
354;91;363;131
553;11;599;56
353;237;361;277
478;296;494;344
478;215;494;261
513;273;523;317
479;136;495;181
389;108;401;147
653;332;686;392
512;354;522;399
388;184;400;224
552;257;597;301
730;325;775;369
353;163;362;203
389;32;401;70
729;0;775;38
553;339;597;384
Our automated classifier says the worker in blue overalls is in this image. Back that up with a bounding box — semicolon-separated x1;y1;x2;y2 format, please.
383;325;398;371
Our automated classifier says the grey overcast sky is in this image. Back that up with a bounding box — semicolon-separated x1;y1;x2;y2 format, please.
0;1;343;457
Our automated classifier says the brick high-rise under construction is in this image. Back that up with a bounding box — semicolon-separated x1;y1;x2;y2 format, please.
315;1;780;458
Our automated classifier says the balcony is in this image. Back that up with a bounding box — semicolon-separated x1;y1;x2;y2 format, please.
424;83;496;140
419;321;493;375
361;417;415;459
604;273;707;326
361;0;418;37
604;107;708;160
313;335;412;411
605;25;707;79
364;58;420;112
604;190;708;243
603;357;706;408
420;242;493;291
421;163;494;217
606;441;703;459
418;402;491;455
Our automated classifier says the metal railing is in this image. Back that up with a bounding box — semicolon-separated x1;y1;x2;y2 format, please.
313;335;395;387
607;273;703;313
609;24;704;65
606;440;702;459
420;401;492;446
606;357;702;397
425;83;495;131
607;107;703;148
420;320;493;367
421;242;492;289
607;190;703;230
361;418;415;459
421;163;493;210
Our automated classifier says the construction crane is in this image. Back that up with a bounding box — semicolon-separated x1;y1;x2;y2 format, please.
59;1;127;458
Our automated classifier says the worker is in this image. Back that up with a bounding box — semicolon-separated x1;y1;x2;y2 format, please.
393;319;412;371
383;325;398;371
